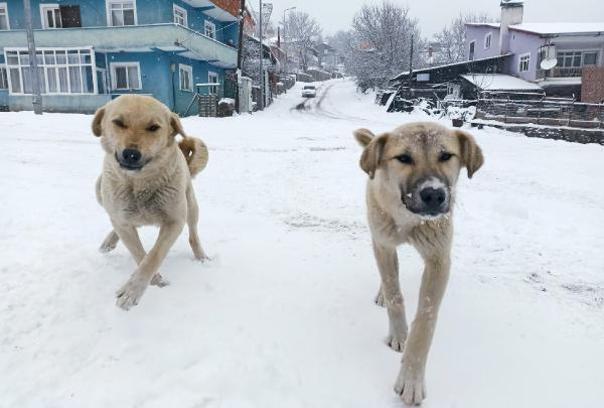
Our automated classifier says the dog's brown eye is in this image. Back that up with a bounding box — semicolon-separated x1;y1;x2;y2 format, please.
396;154;414;165
113;119;127;129
147;125;160;132
439;152;453;162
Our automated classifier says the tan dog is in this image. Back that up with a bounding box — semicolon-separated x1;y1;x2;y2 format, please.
92;95;209;310
354;122;484;405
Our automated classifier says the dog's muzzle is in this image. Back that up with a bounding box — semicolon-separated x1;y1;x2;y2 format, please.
116;148;147;171
403;177;451;217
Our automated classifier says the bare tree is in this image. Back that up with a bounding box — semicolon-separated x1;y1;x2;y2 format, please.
326;30;353;71
433;12;493;64
284;11;322;72
347;1;424;91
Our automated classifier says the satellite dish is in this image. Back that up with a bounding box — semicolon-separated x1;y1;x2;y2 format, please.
540;58;558;71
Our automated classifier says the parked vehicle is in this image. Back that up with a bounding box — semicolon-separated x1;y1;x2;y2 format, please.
302;85;317;98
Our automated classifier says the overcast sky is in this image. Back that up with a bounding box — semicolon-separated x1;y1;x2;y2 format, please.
266;0;604;38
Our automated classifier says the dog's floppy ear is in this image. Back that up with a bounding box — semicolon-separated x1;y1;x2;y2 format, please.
359;134;388;180
354;128;375;148
454;130;484;179
170;113;187;138
92;107;105;137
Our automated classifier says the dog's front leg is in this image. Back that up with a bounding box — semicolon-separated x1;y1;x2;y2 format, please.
115;220;184;310
395;254;450;406
111;224;146;264
372;241;408;352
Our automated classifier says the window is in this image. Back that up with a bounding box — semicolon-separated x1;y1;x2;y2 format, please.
5;48;96;95
519;54;530;72
484;33;492;49
41;4;62;28
107;1;136;26
110;62;141;90
204;20;216;39
0;2;9;30
469;41;475;61
0;65;7;89
173;4;187;27
557;51;582;68
179;64;193;91
583;52;599;66
208;71;219;94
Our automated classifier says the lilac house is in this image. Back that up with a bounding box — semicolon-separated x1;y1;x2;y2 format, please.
466;0;604;98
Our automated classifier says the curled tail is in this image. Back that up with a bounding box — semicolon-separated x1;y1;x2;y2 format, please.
178;137;209;177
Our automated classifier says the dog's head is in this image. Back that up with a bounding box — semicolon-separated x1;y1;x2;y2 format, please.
92;95;186;172
354;122;484;218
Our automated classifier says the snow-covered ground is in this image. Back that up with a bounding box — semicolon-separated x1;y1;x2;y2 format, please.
1;79;603;408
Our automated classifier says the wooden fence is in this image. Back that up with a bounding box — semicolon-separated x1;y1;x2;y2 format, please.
476;98;604;129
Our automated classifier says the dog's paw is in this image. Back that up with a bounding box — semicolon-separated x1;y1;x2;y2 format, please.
116;274;149;310
150;273;170;288
99;232;119;253
394;364;426;406
386;330;406;352
374;289;386;307
195;253;211;262
99;240;118;253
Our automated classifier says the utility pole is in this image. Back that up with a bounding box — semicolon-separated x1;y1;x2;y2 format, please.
23;0;43;115
408;34;414;94
235;0;246;113
258;0;264;110
282;7;296;79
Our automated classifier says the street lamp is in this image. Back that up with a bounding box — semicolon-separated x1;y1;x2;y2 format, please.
282;6;296;75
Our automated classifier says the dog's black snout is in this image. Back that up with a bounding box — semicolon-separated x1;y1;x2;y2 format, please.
122;149;142;165
420;187;446;210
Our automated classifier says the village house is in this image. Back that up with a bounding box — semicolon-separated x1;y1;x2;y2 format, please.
466;0;604;101
0;0;252;115
392;0;604;103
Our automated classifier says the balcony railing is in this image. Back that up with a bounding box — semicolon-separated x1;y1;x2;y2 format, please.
537;67;584;79
0;24;237;68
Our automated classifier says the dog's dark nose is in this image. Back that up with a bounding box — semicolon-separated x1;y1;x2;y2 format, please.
420;187;446;211
121;149;142;165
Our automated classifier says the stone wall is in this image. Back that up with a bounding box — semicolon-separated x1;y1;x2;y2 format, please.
582;67;604;104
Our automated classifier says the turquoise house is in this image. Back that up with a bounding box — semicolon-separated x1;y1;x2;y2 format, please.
0;0;239;115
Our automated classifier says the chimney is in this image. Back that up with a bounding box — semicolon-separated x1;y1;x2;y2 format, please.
499;0;524;54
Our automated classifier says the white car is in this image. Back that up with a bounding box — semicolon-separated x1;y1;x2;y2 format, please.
302;85;317;98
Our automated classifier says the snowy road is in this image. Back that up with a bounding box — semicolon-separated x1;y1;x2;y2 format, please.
1;79;603;408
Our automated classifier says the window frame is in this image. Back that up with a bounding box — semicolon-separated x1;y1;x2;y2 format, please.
4;47;98;95
204;20;216;39
106;0;138;27
484;32;492;50
110;62;142;91
0;64;8;90
557;50;601;68
518;53;531;72
469;40;476;60
0;2;10;30
40;4;62;29
583;51;599;66
208;71;219;94
179;63;193;92
173;4;187;27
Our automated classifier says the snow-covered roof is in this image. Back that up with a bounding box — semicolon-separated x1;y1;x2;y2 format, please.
466;22;604;36
537;77;582;87
510;23;604;35
501;0;525;6
460;74;544;91
393;54;512;80
466;22;501;29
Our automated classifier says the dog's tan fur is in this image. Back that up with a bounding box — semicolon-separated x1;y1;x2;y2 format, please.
92;95;209;310
354;122;483;405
